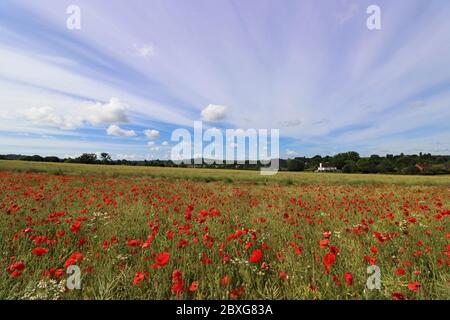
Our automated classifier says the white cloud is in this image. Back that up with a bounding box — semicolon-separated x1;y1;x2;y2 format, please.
161;141;169;146
0;110;16;120
147;141;156;146
24;106;83;130
23;98;129;130
0;47;194;130
144;129;160;139
201;104;227;122
106;124;136;137
286;149;298;157
116;154;139;160
25;106;61;125
133;43;155;58
85;98;129;126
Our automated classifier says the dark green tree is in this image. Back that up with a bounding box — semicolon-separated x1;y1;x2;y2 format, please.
287;159;305;171
76;153;98;164
342;160;358;173
100;152;112;164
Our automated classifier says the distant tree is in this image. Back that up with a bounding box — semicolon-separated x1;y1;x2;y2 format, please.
44;156;60;163
357;158;378;173
28;155;44;162
395;155;416;170
1;151;449;175
377;159;395;173
332;152;360;169
76;153;98;164
287;159;305;171
305;155;322;170
347;151;360;162
100;152;112;164
342;160;358;173
435;156;447;164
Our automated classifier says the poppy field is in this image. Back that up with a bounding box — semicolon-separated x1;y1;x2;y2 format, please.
0;162;449;300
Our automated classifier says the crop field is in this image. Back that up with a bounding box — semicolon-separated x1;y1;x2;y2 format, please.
0;160;449;300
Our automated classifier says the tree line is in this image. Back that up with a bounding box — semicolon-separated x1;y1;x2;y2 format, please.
1;151;449;175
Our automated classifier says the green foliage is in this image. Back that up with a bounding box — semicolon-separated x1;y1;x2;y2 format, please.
100;153;112;164
342;160;357;173
286;159;305;171
75;153;98;164
332;152;360;169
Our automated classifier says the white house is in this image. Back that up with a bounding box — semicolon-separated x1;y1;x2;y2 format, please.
316;163;337;172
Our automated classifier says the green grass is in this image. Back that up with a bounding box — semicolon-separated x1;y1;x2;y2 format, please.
1;160;449;186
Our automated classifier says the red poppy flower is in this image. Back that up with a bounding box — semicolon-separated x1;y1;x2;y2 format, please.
396;268;406;276
10;270;22;278
279;272;288;281
364;255;377;265
32;247;48;257
319;239;329;248
189;281;199;292
230;286;245;298
407;282;421;292
391;292;406;300
332;275;342;286
323;252;336;273
141;235;153;249
64;251;84;268
70;221;81;234
111;236;119;244
152;252;170;268
7;261;25;272
221;275;230;286
344;272;353;286
133;272;145;286
126;239;141;247
166;230;174;239
176;238;188;249
55;268;64;279
171;269;184;295
249;249;263;263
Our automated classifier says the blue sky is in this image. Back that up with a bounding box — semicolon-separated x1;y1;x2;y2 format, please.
0;0;450;160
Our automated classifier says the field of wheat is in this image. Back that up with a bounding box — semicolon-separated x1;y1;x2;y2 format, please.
0;161;449;300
